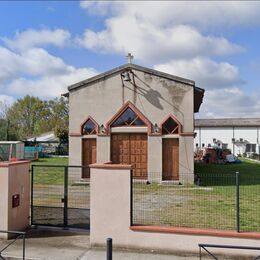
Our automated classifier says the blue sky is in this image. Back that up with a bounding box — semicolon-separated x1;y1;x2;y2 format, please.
0;1;259;118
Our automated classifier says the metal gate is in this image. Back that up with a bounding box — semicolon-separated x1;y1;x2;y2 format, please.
31;165;90;229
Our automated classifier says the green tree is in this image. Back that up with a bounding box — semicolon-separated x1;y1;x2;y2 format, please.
0;101;11;140
2;96;69;141
7;95;51;139
48;97;69;131
52;97;69;154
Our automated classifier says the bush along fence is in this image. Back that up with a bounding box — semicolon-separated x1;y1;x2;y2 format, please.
131;171;260;232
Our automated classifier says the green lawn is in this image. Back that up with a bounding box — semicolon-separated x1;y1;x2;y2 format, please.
32;156;68;185
31;156;260;232
195;158;260;186
195;157;260;175
33;156;68;166
133;158;260;232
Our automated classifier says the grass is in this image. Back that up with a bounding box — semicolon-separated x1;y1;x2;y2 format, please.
195;157;260;175
33;156;68;166
32;156;68;185
133;158;260;232
195;158;260;186
32;156;260;232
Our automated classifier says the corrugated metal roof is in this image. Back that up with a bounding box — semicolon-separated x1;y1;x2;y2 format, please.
195;118;260;127
27;131;58;142
0;141;23;144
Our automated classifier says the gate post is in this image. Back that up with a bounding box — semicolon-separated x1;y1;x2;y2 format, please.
31;165;34;225
236;171;240;232
106;238;113;260
64;166;68;227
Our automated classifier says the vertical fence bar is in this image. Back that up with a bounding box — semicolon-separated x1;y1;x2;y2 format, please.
30;165;34;225
22;233;25;260
130;169;133;226
236;171;240;232
106;238;112;260
64;166;68;227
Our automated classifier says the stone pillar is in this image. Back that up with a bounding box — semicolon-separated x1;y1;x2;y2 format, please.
89;163;131;246
0;161;30;238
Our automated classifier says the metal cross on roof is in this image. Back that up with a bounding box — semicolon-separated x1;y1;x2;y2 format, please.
126;53;134;63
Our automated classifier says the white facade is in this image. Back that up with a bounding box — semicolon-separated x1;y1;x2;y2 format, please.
194;119;260;155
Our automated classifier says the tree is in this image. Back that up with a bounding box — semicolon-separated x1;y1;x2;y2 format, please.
48;97;69;131
1;95;69;141
0;101;11;140
52;97;69;154
7;95;51;139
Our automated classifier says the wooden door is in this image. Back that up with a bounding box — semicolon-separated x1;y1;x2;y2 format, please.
111;134;147;179
82;138;96;178
162;139;179;180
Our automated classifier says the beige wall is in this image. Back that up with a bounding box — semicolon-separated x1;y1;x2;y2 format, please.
90;166;260;257
96;136;110;163
179;136;194;184
0;161;30;239
90;166;131;245
69;70;194;133
148;135;162;181
69;136;82;165
69;69;195;180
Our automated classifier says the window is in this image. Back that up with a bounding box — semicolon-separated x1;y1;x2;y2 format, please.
82;118;97;135
106;101;152;134
246;144;256;153
162;116;180;134
112;107;146;127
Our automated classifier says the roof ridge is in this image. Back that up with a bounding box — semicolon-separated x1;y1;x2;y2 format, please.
68;63;196;91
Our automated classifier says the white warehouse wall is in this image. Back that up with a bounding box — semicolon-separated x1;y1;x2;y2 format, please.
195;126;260;155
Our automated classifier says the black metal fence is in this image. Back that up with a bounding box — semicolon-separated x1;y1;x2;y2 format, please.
0;230;26;260
198;243;260;259
131;172;260;232
31;165;90;229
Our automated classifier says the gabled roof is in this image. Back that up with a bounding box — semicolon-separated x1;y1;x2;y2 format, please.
195;118;260;127
66;63;205;113
68;63;195;91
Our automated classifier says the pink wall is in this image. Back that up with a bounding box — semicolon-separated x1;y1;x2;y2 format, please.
0;161;30;238
90;163;260;257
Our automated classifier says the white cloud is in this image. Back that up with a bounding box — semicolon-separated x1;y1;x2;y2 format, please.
80;1;260;30
2;28;70;50
6;67;97;98
0;47;75;84
77;21;242;63
22;48;74;76
0;95;15;106
154;57;242;89
80;1;119;16
0;42;98;99
199;88;260;118
78;1;249;64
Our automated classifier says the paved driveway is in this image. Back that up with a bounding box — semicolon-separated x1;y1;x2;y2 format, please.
0;228;90;260
0;228;198;260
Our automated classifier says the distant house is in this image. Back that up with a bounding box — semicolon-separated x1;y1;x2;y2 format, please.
195;118;260;156
26;131;59;156
26;131;58;143
66;63;204;182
